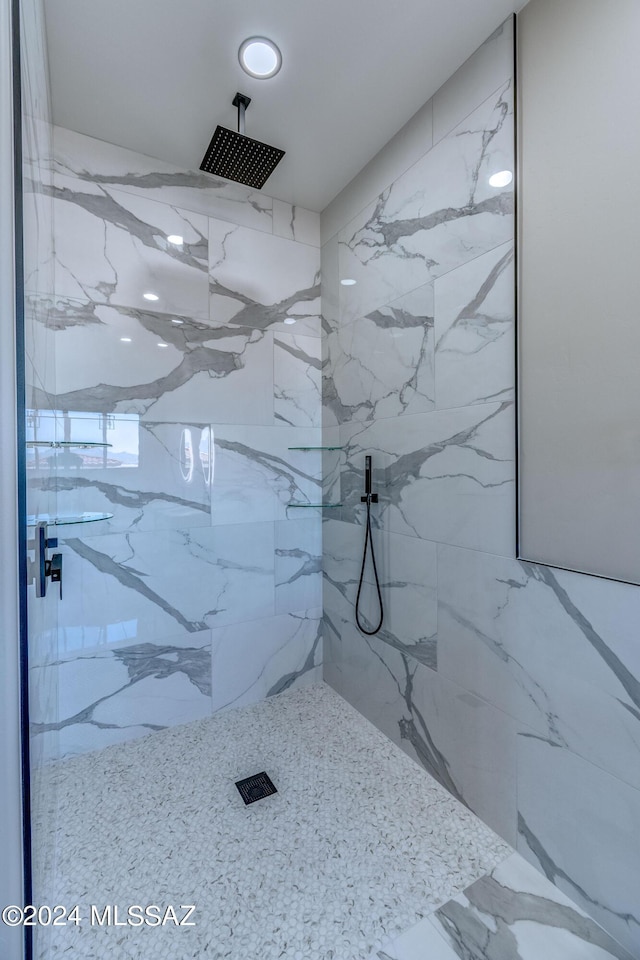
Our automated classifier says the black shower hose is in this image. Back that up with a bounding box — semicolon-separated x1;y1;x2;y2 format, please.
355;494;384;635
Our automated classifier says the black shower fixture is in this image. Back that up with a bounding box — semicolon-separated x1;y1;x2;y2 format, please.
355;455;384;636
199;92;285;190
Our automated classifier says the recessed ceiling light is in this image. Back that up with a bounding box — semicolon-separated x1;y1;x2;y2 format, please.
120;337;132;343
143;292;159;301
157;342;168;348
239;37;282;79
340;278;357;286
284;317;296;325
488;170;513;188
167;235;184;246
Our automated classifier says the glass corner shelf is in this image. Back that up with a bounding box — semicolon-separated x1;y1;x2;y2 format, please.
27;512;113;527
288;503;342;509
287;446;343;451
26;441;113;449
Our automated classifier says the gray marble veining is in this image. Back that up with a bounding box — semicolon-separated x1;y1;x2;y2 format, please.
31;296;277;423
31;638;211;736
325;283;435;426
266;612;323;696
338;400;515;556
209;218;321;337
28;417;212;534
435;241;514;410
337;81;513;324
437;544;640;792
42;179;211;319
324;615;519;843
516;736;640;956
27;105;324;770
274;332;322;427
211;428;322;522
210;610;323;714
52;125;277;232
379;851;633;960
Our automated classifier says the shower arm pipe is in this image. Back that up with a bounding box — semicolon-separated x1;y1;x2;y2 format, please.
233;92;251;135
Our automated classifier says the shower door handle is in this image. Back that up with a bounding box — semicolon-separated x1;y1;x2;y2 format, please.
30;521;60;598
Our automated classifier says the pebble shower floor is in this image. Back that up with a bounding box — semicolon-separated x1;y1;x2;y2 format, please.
32;683;511;959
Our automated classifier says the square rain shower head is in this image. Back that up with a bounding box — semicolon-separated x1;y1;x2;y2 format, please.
200;126;285;190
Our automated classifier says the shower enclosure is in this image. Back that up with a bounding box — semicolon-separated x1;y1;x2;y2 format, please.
14;0;325;954
8;1;638;958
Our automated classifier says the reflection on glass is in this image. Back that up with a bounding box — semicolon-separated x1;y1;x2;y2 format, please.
199;426;214;487
180;428;194;483
26;410;140;470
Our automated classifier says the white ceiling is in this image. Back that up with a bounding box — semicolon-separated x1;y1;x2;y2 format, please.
43;0;521;212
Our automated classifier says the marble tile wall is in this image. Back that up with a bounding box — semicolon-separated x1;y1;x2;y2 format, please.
321;16;640;957
28;126;322;761
376;852;634;960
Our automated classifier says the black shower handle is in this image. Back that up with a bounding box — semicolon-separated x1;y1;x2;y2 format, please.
365;455;372;496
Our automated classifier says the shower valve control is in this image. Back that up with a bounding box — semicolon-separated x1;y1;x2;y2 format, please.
46;552;63;599
361;493;378;503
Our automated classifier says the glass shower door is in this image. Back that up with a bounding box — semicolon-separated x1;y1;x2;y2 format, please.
19;0;62;956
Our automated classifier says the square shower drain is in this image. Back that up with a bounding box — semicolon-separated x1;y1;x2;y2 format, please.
235;772;278;805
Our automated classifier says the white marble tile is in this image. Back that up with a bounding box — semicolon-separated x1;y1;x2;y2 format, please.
435;241;514;409
22;118;56;413
275;520;322;614
209;218;321;337
323;616;518;845
321;98;433;248
432;17;514;144
326;283;434;424
56;522;275;651
423;852;634;960
322;517;364;608
321;425;343;509
319;233;344;488
375;916;460;959
321;234;340;340
210;609;322;713
370;527;437;666
27;415;212;534
27;654;59;767
23;183;55;296
210;425;323;524
29;631;212;760
53;181;210;319
24;294;57;409
272;198;321;247
517;737;640;957
40;296;275;424
53;125;275;232
338;81;514;324
437;544;640;792
340;401;515;556
143;326;275;425
274;332;322;427
32;684;510;959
